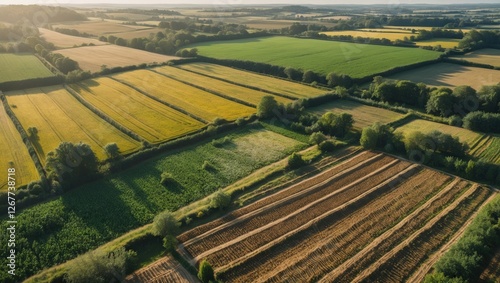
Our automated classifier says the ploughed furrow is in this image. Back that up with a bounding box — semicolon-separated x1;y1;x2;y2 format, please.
124;256;197;283
323;179;470;283
257;169;449;283
183;154;392;256
178;149;370;242
217;164;428;283
202;159;411;267
357;185;492;283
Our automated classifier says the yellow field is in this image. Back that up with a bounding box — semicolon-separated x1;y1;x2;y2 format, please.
52;20;149;35
154;66;292;106
72;78;205;143
415;38;460;48
55;45;179;72
396;119;482;146
6;86;141;163
385;62;500;90
178;63;327;99
0;100;39;191
112;70;255;122
39;28;107;49
453;48;500;67
320;30;410;41
310;99;404;129
359;28;414;33
109;28;164;40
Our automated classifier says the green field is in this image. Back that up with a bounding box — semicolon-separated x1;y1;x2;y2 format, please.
0;54;55;83
469;135;500;164
310;99;404;129
187;36;441;78
0;126;305;282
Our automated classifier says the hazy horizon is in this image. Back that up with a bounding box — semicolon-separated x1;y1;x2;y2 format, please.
2;0;500;5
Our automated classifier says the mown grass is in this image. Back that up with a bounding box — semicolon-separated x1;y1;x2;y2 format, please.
72;78;205;143
178;63;327;98
111;69;255;122
0;100;39;190
6;86;141;162
154;66;292;105
310;99;404;129
0;126;306;282
187;36;441;78
0;53;55;83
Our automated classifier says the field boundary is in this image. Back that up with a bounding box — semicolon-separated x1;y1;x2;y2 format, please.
108;76;209;124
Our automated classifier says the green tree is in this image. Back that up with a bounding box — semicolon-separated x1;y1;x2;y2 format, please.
198;259;215;283
152;210;180;237
360;126;378;149
317;112;353;137
426;88;455;117
210;189;231;210
257;95;278;119
104;142;120;159
302;70;316;83
287;152;306;169
373;81;397;102
309;132;327;145
284;67;302;81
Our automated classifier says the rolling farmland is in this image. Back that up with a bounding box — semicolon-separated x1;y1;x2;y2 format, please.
414;38;461;48
154;66;292;105
0;100;39;190
187;36;441;78
5;86;141;162
452;48;500;67
124;256;198;283
52;20;149;35
178;151;494;282
55;45;179;72
310;99;404;129
39;28;107;49
178;63;327;98
385;62;500;89
0;54;55;83
72;77;205;143
111;69;255;122
321;30;411;41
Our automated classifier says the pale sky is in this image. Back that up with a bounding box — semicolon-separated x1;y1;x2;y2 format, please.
1;0;499;4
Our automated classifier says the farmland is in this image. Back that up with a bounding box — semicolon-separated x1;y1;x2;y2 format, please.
309;99;404;129
415;38;461;48
395;119;500;163
0;54;55;83
384;62;500;89
0;127;305;282
111;69;255;122
5;86;141;162
55;45;179;72
124;256;198;283
187;36;441;78
52;20;150;36
72;77;205;143
178;63;327;98
178;150;493;282
452;48;500;67
321;30;411;41
39;28;107;49
0;100;39;191
108;28;165;40
154;66;292;105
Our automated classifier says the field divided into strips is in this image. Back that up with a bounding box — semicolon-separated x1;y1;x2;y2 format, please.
0;100;39;191
178;151;493;282
124;256;198;283
153;66;292;106
396;119;500;163
452;48;500;67
188;36;441;78
0;54;55;83
310;99;404;129
178;63;327;98
72;78;205;143
5;86;141;162
111;69;255;122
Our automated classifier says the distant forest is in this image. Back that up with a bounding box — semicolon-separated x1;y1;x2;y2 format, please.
0;5;86;24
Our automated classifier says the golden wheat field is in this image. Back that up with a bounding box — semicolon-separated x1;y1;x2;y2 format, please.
39;28;107;49
320;30;411;41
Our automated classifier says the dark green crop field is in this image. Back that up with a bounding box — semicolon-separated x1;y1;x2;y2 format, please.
187;36;441;78
0;53;55;83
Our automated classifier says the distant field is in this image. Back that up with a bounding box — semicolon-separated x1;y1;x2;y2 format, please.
188;36;441;78
112;69;255;122
55;45;178;72
310;99;404;129
468;135;500;164
39;28;107;49
385;62;500;90
178;63;327;98
52;20;149;35
359;28;413;33
0;100;39;191
0;54;55;83
415;38;460;48
6;86;141;162
154;66;292;106
105;12;153;21
72;77;205;143
321;30;411;41
452;48;500;67
109;27;164;40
